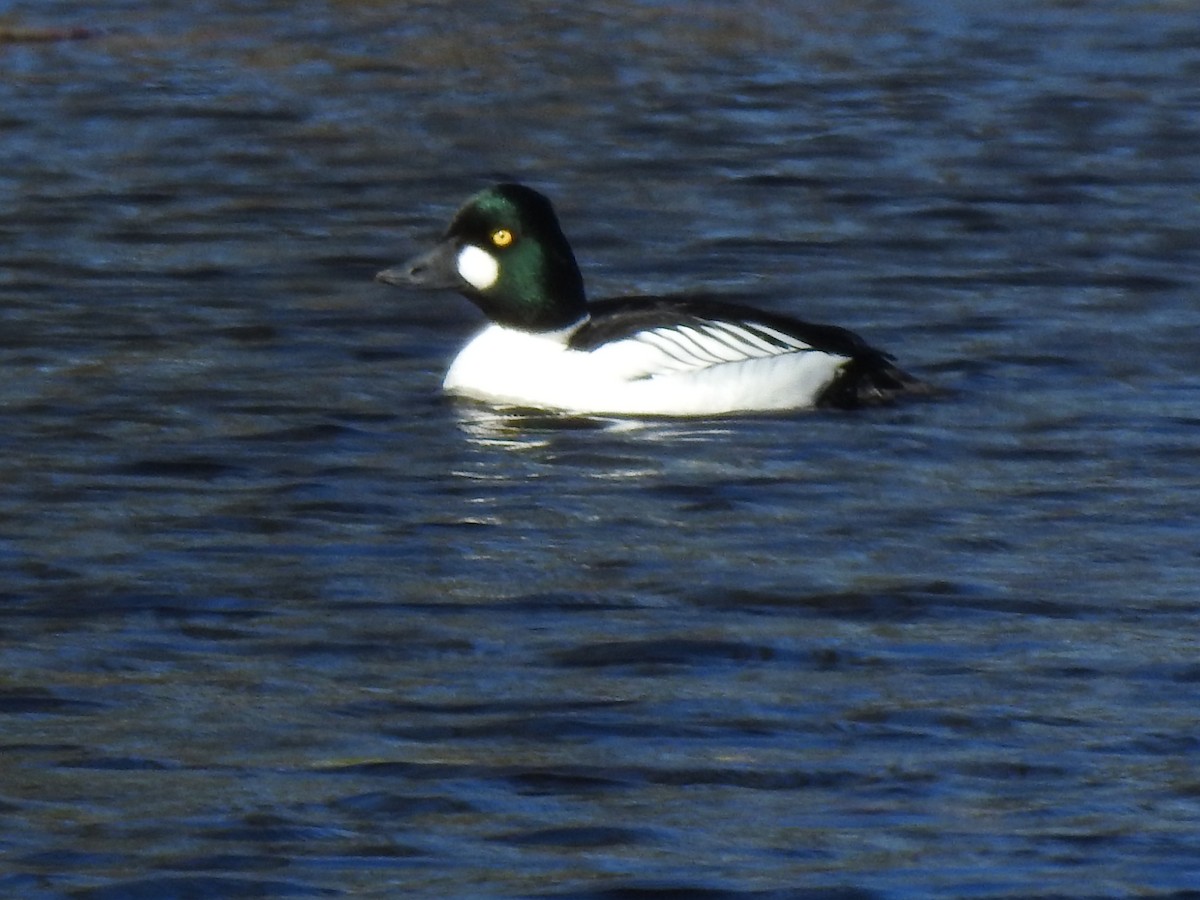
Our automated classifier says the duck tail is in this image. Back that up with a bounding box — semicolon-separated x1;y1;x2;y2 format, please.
817;354;930;410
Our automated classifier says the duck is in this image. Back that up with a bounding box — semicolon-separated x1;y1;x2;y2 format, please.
375;183;924;416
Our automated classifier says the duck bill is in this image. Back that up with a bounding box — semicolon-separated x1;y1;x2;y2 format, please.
375;239;462;290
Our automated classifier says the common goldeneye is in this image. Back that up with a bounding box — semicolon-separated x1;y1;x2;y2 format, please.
376;183;923;416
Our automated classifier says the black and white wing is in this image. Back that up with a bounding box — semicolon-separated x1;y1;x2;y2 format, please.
570;296;919;408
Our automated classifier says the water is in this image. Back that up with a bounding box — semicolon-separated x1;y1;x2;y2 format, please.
2;1;1199;897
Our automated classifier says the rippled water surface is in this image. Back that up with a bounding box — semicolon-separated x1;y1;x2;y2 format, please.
3;1;1200;897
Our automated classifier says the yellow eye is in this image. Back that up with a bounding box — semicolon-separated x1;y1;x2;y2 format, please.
490;228;514;248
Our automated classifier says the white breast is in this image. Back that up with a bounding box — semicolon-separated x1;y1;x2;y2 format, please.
441;323;849;416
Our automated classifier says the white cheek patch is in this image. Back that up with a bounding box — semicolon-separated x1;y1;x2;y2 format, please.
456;245;500;291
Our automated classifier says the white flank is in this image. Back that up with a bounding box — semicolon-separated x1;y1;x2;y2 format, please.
442;322;850;416
456;245;500;291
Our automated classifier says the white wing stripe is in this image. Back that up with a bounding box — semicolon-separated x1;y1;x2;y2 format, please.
635;330;712;370
666;326;734;363
623;317;819;377
741;322;813;351
641;327;724;366
676;325;756;363
701;322;781;358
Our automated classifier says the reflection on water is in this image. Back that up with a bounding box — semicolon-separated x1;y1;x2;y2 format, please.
3;1;1200;898
451;403;745;457
452;405;628;451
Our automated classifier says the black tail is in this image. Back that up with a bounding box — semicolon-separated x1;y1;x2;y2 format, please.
816;353;928;410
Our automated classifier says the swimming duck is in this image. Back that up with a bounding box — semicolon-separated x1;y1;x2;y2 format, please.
376;183;923;416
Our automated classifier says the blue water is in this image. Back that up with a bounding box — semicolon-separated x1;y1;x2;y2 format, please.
2;2;1199;897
